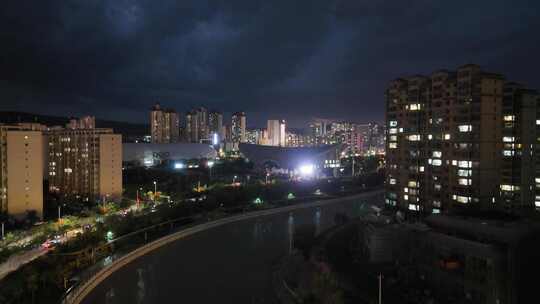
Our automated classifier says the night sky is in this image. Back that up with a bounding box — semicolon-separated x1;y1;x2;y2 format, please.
1;0;540;127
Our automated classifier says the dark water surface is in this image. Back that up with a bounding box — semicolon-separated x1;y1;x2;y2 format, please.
82;192;383;304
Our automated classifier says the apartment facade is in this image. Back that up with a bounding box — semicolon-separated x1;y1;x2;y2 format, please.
150;103;180;143
231;112;246;143
500;83;540;209
208;111;223;142
267;119;286;146
385;64;514;213
46;127;122;201
0;126;44;219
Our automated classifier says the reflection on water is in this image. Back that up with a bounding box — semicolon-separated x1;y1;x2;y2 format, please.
83;192;383;304
136;268;145;303
314;207;321;236
288;212;294;255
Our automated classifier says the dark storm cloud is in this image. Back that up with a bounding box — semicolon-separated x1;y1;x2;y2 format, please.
1;0;539;126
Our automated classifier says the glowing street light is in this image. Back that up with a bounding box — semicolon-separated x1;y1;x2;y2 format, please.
106;231;114;242
153;181;157;203
299;164;315;176
287;193;296;200
208;160;215;180
254;197;263;204
174;162;185;169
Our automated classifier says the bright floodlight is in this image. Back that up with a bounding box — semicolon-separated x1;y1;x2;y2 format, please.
207;160;215;168
174;162;185;169
299;164;315;176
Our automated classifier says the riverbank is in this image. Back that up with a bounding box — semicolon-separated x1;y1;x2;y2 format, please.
71;189;383;304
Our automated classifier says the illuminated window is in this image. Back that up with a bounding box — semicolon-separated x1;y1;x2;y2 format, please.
503;136;515;143
434;184;441;191
458;125;472;132
500;184;518;191
537;120;540;125
389;143;397;149
504;115;515;121
428;134;433;140
408;134;421;141
503;150;514;156
433;200;441;208
535;178;540;184
409;103;421;111
432;151;442;158
458;161;472;168
408;204;419;211
458;178;472;186
458;169;472;177
408;181;418;187
389;178;396;185
432;159;442;166
419;166;425;172
398;128;404;133
389;135;397;141
389;120;398;127
432;209;441;214
404;194;409;200
443;133;451;140
455;195;471;203
403;187;409;193
451;160;457;166
389;128;397;134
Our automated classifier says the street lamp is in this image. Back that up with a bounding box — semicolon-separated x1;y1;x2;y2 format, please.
153;181;157;204
233;175;238;184
208;160;214;181
136;187;143;208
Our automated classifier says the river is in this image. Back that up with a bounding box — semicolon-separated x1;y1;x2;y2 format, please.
82;191;383;304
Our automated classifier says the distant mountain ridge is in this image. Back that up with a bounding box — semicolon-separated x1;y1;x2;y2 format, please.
0;111;148;138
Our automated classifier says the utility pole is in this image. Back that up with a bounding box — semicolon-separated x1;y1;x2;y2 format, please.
153;181;157;204
378;273;383;304
1;222;4;239
58;205;61;222
352;156;355;177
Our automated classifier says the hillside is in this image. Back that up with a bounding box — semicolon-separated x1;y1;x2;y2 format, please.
0;111;148;138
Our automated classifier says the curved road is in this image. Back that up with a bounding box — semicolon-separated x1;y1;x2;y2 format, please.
82;191;383;304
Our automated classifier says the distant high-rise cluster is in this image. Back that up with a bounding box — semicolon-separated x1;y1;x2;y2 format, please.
385;64;540;213
304;119;384;155
149;103;246;144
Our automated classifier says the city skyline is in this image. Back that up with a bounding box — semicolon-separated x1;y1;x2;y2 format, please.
1;1;540;126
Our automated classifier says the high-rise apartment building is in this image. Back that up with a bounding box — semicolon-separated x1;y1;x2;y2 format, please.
68;116;95;130
385;64;511;213
266;119;286;147
208;111;223;142
46;124;122;202
196;107;208;141
0;125;44;219
231;112;246;143
185;111;198;143
150;103;179;143
500;83;540;209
